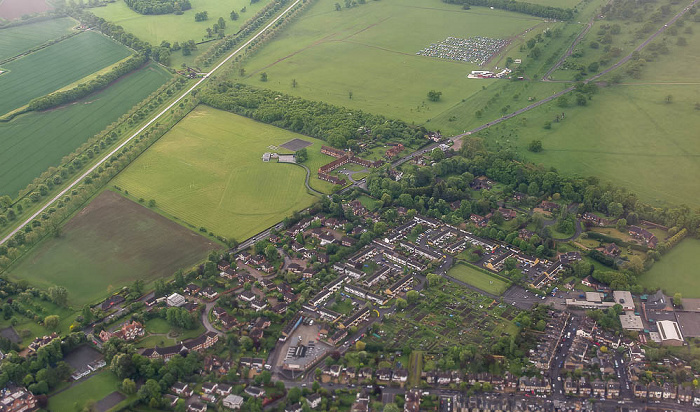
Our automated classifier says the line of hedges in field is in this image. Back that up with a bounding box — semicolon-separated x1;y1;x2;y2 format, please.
25;53;149;112
443;0;574;20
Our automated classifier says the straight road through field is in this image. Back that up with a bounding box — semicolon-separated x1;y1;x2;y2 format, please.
0;0;303;247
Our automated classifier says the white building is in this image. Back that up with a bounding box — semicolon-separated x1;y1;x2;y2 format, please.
657;320;684;346
167;293;186;307
223;394;244;410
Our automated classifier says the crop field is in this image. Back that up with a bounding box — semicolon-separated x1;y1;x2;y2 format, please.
526;0;582;7
0;62;172;197
48;370;121;412
235;0;543;125
92;0;272;59
7;190;219;306
0;17;76;60
0;0;51;20
639;239;700;298
448;263;510;295
111;105;334;242
0;30;131;116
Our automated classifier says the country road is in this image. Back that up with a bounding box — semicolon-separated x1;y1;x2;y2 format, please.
0;0;304;247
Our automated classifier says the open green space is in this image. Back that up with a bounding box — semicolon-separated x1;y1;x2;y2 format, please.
6;190;219;307
235;0;542;125
144;318;171;334
0;30;131;116
447;263;510;295
48;370;121;412
486;83;700;208
0;62;171;197
92;0;272;66
0;299;75;346
111;105;333;242
638;239;700;298
0;17;76;60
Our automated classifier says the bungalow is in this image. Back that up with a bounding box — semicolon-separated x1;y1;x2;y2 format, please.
184;284;200;295
251;299;268;312
189;402;207;412
239;290;256;302
172;382;192;397
244;386;265;398
200;287;218;300
604;243;621;257
285;403;303;412
498;207;516;220
629;225;658;248
202;382;218;395
539;201;560;212
582;212;607;226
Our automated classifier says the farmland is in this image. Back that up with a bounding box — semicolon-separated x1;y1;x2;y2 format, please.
448;263;510;295
111;105;334;242
638;239;700;298
0;62;172;197
6;190;219;307
0;30;131;116
92;0;272;66
0;0;52;20
0;17;76;60
235;0;544;124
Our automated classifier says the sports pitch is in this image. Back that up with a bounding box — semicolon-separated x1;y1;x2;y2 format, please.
0;30;131;116
111;105;335;242
448;263;510;295
7;190;218;306
236;0;543;124
0;62;172;197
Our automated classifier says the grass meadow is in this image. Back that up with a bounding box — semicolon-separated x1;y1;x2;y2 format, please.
111;105;334;242
7;190;219;306
485;83;700;208
0;17;76;60
448;263;510;295
235;0;543;125
0;62;172;197
638;239;700;298
0;30;131;116
92;0;272;66
47;370;121;412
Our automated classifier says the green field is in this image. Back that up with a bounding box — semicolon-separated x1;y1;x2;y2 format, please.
638;239;700;298
0;17;77;60
92;0;272;66
0;30;131;116
447;263;510;295
488;83;700;208
7;190;219;306
112;105;334;242
0;62;172;197
235;0;543;124
48;371;121;412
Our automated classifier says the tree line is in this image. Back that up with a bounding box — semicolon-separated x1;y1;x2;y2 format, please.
443;0;574;20
26;53;149;112
123;0;191;15
199;83;428;149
